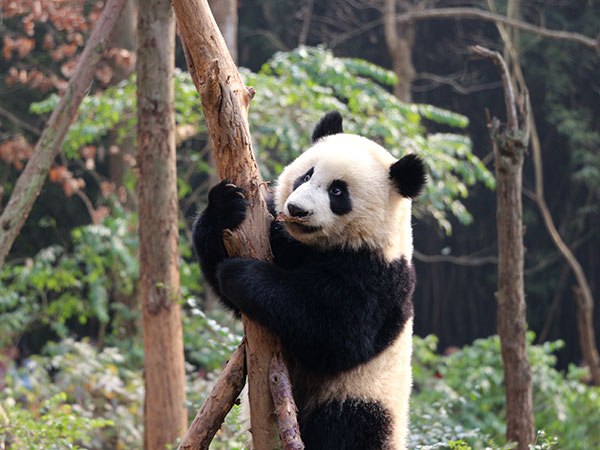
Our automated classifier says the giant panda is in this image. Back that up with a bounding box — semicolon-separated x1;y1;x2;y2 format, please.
192;111;426;450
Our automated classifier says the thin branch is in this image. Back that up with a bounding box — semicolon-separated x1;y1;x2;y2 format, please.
298;0;315;46
413;72;502;94
414;249;497;266
0;105;41;135
330;7;600;50
470;45;518;131
178;341;247;450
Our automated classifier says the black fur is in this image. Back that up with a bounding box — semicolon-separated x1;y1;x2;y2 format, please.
194;185;415;374
328;180;352;215
390;154;427;198
191;180;247;313
300;399;392;450
215;244;414;375
293;167;314;191
311;111;344;142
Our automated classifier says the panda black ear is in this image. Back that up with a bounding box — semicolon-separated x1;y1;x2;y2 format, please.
390;154;427;199
311;111;343;142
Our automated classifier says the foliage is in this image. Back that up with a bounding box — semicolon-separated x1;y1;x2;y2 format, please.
0;316;244;449
1;392;111;450
245;46;495;233
0;204;139;352
411;334;599;450
28;46;494;234
1;339;141;449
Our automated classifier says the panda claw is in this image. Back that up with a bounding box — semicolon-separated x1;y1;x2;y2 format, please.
236;192;245;198
225;183;237;188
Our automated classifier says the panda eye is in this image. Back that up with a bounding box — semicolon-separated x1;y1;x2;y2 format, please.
303;173;312;182
330;186;342;196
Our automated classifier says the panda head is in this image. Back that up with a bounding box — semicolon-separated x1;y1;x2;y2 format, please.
274;111;427;261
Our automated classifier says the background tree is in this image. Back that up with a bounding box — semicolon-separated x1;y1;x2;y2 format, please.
471;44;534;450
136;0;187;447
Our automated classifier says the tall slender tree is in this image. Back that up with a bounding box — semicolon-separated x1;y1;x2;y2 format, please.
471;45;534;450
137;0;187;447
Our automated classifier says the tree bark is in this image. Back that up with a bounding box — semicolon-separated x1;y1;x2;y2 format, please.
0;0;127;268
488;0;600;385
137;0;187;448
470;45;534;450
269;353;304;450
178;341;247;450
383;0;415;102
172;1;283;448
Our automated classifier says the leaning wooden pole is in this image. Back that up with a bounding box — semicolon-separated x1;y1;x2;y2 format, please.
179;341;247;450
470;45;534;450
0;0;128;268
172;1;282;448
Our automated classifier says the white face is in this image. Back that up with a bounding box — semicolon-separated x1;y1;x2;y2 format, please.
274;134;415;262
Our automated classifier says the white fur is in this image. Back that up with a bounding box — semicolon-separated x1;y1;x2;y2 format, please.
275;134;414;262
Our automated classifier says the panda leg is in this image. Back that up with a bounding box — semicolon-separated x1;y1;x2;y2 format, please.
300;399;392;450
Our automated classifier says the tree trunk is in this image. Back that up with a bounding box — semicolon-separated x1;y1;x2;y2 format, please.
0;0;128;268
137;0;187;448
383;0;415;102
172;1;282;448
108;0;137;208
489;0;600;386
470;45;534;450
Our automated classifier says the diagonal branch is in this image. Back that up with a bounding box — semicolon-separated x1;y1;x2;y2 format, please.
0;0;128;267
178;341;247;450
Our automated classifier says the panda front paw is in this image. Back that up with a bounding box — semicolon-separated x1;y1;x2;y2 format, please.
206;180;248;231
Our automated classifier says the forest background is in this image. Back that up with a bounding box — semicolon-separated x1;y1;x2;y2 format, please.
0;0;598;449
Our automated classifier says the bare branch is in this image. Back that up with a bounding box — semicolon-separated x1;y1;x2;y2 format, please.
0;105;41;136
470;45;518;131
298;0;315;46
410;8;598;50
330;7;599;50
413;72;502;94
414;250;497;266
178;341;247;450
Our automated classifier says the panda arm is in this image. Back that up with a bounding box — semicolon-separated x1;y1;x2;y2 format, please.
192;181;247;313
216;254;414;374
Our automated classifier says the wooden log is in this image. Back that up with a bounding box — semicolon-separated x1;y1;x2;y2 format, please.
178;341;247;450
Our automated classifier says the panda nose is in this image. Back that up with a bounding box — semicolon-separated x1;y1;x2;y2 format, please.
287;203;309;218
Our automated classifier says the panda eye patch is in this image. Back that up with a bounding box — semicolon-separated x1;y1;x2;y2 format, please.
293;167;315;191
328;180;351;215
329;186;342;196
329;180;346;196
